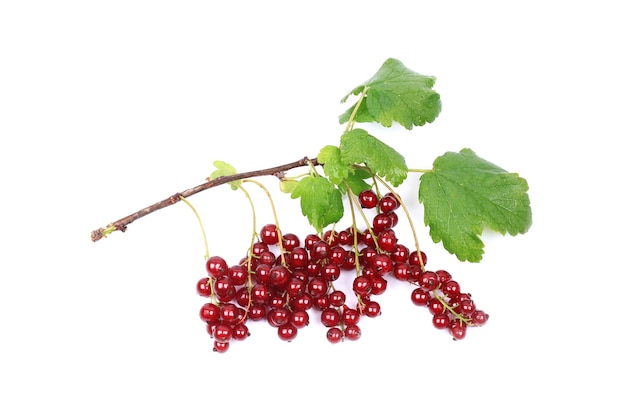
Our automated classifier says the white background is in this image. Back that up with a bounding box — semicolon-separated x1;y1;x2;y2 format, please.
1;1;624;415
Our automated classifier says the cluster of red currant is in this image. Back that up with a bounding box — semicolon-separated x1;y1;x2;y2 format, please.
198;189;488;353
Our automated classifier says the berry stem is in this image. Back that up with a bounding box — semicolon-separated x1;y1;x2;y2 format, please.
243;179;287;264
344;88;368;133
345;186;363;274
179;196;209;260
90;157;319;242
375;176;424;270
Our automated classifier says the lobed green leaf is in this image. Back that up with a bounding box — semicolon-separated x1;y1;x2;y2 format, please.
340;128;407;187
340;58;441;129
291;176;344;233
419;148;532;262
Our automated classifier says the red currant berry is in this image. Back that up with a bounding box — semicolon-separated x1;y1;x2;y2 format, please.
352;275;372;296
248;304;266;321
320;263;341;281
288;246;309;269
410;288;430;306
449;320;467;340
228;265;248;286
259;224;280;245
343;251;357;270
290;309;310;328
286;277;306;297
254;263;271;284
251;283;270;305
323;230;339;245
342;307;360;325
377;230;397;252
258;250;276;265
435;270;452;284
408;251;427;267
214;277;236;302
267;307;290;327
235;287;250;307
199;303;220;324
269;265;290;289
206;256;228;278
320;307;341;327
329;246;347;266
418;271;440;291
277;323;298;342
358;189;378;209
372;213;393;232
387;211;399;227
311;240;331;261
432;313;450;329
371;253;393;275
344;324;361;341
328;290;347;307
219;303;240;324
281;233;300;251
471;310;489;326
390;244;410;263
370;275;388;295
307;277;328;298
458;299;476;317
251;242;269;256
292;293;313;310
304;234;321;251
378;193;399;213
428;298;446;315
313;295;330;310
442;280;461;299
213;323;233;343
393;263;411;281
363;300;381;317
213;340;229;353
337;229;352;246
232;323;250;341
196;278;212;297
326;327;343;344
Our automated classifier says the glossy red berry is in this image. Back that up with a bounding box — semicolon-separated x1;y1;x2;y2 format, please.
326;327;343;344
206;256;228;278
358;189;378;209
259;224;280;245
277;323;298;341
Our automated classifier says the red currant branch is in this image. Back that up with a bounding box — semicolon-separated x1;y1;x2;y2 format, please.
90;157;319;242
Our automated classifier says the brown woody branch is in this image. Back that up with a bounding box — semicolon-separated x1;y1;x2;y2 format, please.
90;156;319;242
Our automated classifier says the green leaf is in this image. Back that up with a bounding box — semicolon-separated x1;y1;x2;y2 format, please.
340;128;408;187
419;148;532;262
279;179;299;193
340;58;441;129
291;176;343;233
318;145;354;185
341;170;371;195
338;100;375;125
208;161;240;190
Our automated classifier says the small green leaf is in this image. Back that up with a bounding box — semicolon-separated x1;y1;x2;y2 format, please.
318;145;353;185
208;161;240;190
279;179;299;193
419;148;532;262
340;58;441;129
291;176;343;233
340;128;408;187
